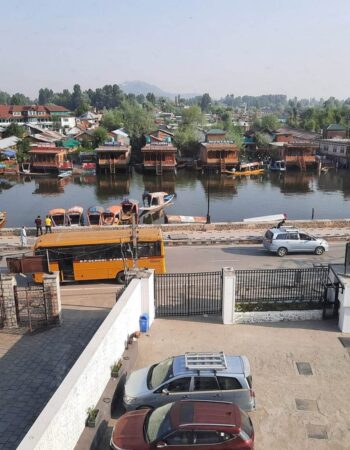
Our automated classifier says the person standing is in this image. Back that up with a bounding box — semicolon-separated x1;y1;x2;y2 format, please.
35;215;43;237
20;226;27;247
45;215;52;234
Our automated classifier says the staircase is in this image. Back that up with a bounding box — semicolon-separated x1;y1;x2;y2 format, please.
156;160;163;175
298;156;306;171
220;159;226;173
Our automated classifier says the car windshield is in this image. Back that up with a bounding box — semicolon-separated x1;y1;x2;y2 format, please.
148;357;174;389
145;403;173;443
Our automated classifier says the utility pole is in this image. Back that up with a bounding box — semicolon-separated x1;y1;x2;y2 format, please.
131;213;138;268
206;176;211;224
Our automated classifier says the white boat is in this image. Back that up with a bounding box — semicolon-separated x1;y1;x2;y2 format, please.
243;213;287;223
268;160;286;172
140;192;175;214
58;170;73;179
165;215;207;224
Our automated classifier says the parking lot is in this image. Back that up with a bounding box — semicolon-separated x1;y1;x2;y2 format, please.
102;316;350;450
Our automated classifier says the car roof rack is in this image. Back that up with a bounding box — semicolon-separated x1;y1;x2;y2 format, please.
185;352;227;370
279;226;298;232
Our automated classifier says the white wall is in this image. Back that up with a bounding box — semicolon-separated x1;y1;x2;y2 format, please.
18;274;153;450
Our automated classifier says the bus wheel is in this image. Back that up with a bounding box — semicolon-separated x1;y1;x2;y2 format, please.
116;271;126;284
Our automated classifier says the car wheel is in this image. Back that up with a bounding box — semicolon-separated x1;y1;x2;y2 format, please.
116;271;126;284
314;246;325;255
277;247;287;257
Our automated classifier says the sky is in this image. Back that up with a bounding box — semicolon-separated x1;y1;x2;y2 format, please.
1;0;350;100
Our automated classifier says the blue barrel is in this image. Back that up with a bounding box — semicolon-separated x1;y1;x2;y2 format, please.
139;313;149;332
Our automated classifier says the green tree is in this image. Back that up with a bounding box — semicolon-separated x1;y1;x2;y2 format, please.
38;88;54;105
16;139;30;163
182;106;203;126
146;92;156;105
3;123;25;138
92;126;108;148
174;124;199;157
260;114;280;131
200;93;211;112
101;109;124;131
10;93;31;105
0;90;11;104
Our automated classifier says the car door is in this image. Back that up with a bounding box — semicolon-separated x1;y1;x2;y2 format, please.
217;376;253;412
299;232;317;253
153;377;192;407
160;430;194;449
190;376;222;401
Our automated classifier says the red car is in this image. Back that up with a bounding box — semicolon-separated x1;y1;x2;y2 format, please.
110;400;254;450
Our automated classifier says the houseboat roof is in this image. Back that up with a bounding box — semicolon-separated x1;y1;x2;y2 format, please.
141;143;177;152
326;123;346;131
34;227;162;248
207;129;226;135
29;148;66;154
95;145;130;152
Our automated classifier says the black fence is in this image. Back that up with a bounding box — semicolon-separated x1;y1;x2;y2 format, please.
155;271;223;317
235;267;329;311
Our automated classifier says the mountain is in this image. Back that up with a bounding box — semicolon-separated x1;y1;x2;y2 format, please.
120;80;198;99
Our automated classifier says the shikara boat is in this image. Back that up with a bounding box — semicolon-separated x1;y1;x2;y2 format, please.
48;208;68;226
58;170;73;179
0;210;7;228
165;215;207;224
120;199;139;224
139;192;175;214
87;206;104;226
223;162;265;176
268;160;286;172
102;205;122;225
67;206;84;226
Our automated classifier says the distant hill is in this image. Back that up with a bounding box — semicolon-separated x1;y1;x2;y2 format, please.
120;80;198;99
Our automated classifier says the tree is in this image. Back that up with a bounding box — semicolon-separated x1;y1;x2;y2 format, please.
10;93;31;105
174;124;200;157
92;126;108;148
260;114;280;131
182;106;203;126
146;92;156;105
101;109;124;131
3;123;25;138
0;90;11;104
38;88;54;105
200;93;211;112
71;84;83;110
16;139;30;163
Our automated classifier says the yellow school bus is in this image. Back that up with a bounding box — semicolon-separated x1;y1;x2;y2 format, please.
33;227;166;283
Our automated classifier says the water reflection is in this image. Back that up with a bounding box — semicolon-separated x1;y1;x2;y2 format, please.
277;172;314;194
32;177;71;196
141;208;165;225
142;172;176;194
95;174;131;200
199;174;237;199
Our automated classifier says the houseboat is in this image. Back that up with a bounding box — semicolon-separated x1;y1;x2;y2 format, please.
29;144;72;173
48;208;68;226
120;199;139;224
67;206;84;226
95;141;131;174
102;205;122;225
140;192;175;214
199;129;240;172
87;206;104;226
141;130;177;174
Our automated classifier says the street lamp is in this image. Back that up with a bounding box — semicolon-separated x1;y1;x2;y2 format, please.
206;176;211;224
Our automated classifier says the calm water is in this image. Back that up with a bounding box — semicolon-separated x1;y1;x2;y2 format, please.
1;169;350;227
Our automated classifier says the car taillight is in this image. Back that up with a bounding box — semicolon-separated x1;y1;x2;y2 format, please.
249;389;255;398
239;430;250;441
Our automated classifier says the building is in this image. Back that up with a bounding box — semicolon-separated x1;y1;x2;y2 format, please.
141;129;177;174
0;104;70;128
278;142;318;171
29;143;72;173
319;139;350;168
323;124;347;139
199;129;240;171
95;138;131;174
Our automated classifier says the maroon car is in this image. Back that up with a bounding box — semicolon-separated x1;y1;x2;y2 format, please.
110;400;254;450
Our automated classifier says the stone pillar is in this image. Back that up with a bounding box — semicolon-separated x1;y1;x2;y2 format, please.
138;269;155;327
338;276;350;332
0;273;18;328
222;267;235;325
43;272;62;326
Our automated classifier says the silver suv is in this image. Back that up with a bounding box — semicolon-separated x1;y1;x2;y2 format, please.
123;352;255;412
263;226;329;257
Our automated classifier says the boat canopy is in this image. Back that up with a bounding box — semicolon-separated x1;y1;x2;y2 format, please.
49;208;66;216
105;205;122;215
239;162;264;169
88;206;105;214
67;206;84;215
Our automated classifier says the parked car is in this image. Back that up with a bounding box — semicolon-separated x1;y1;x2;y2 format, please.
263;226;329;257
123;352;255;412
111;400;254;450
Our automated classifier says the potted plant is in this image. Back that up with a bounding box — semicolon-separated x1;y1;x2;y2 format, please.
86;406;100;428
111;359;122;378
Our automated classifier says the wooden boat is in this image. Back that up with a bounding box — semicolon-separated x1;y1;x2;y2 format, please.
67;206;84;226
243;213;286;223
139;192;175;214
269;160;286;172
87;206;104;226
19;163;49;177
102;205;122;225
58;170;73;179
81;162;96;173
0;210;7;228
223;162;265;176
165;215;207;224
48;208;68;226
120;199;139;224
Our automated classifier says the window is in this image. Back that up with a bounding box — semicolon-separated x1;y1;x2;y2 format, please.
276;233;287;240
165;377;191;393
265;230;273;240
138;241;161;257
217;376;242;390
299;233;312;241
193;377;219;391
286;233;299;240
193;431;221;444
165;430;193;445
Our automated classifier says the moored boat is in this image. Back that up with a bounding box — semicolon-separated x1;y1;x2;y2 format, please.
243;213;287;223
0;210;7;228
48;208;68;226
165;215;207;224
102;205;122;225
87;206;104;226
67;206;84;226
120;199;139;224
268;160;286;172
139;192;175;214
223;162;265;176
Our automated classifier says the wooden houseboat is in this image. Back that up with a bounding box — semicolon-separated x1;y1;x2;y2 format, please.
48;208;68;226
200;129;240;172
102;205;122;225
67;206;84;226
95;141;131;174
278;143;318;171
120;199;139;224
141;130;177;174
29;144;72;173
87;206;104;226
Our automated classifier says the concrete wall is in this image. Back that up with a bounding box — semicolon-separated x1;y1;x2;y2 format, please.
18;272;154;450
232;310;323;324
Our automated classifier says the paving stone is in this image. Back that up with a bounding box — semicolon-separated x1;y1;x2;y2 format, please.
307;424;328;439
295;398;318;411
338;337;350;348
296;361;313;375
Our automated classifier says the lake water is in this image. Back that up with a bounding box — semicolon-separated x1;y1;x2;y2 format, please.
1;169;350;227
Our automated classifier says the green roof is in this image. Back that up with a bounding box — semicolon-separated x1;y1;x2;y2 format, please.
327;123;346;131
63;138;80;148
207;129;226;134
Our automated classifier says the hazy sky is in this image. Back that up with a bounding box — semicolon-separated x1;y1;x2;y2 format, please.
1;0;350;99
